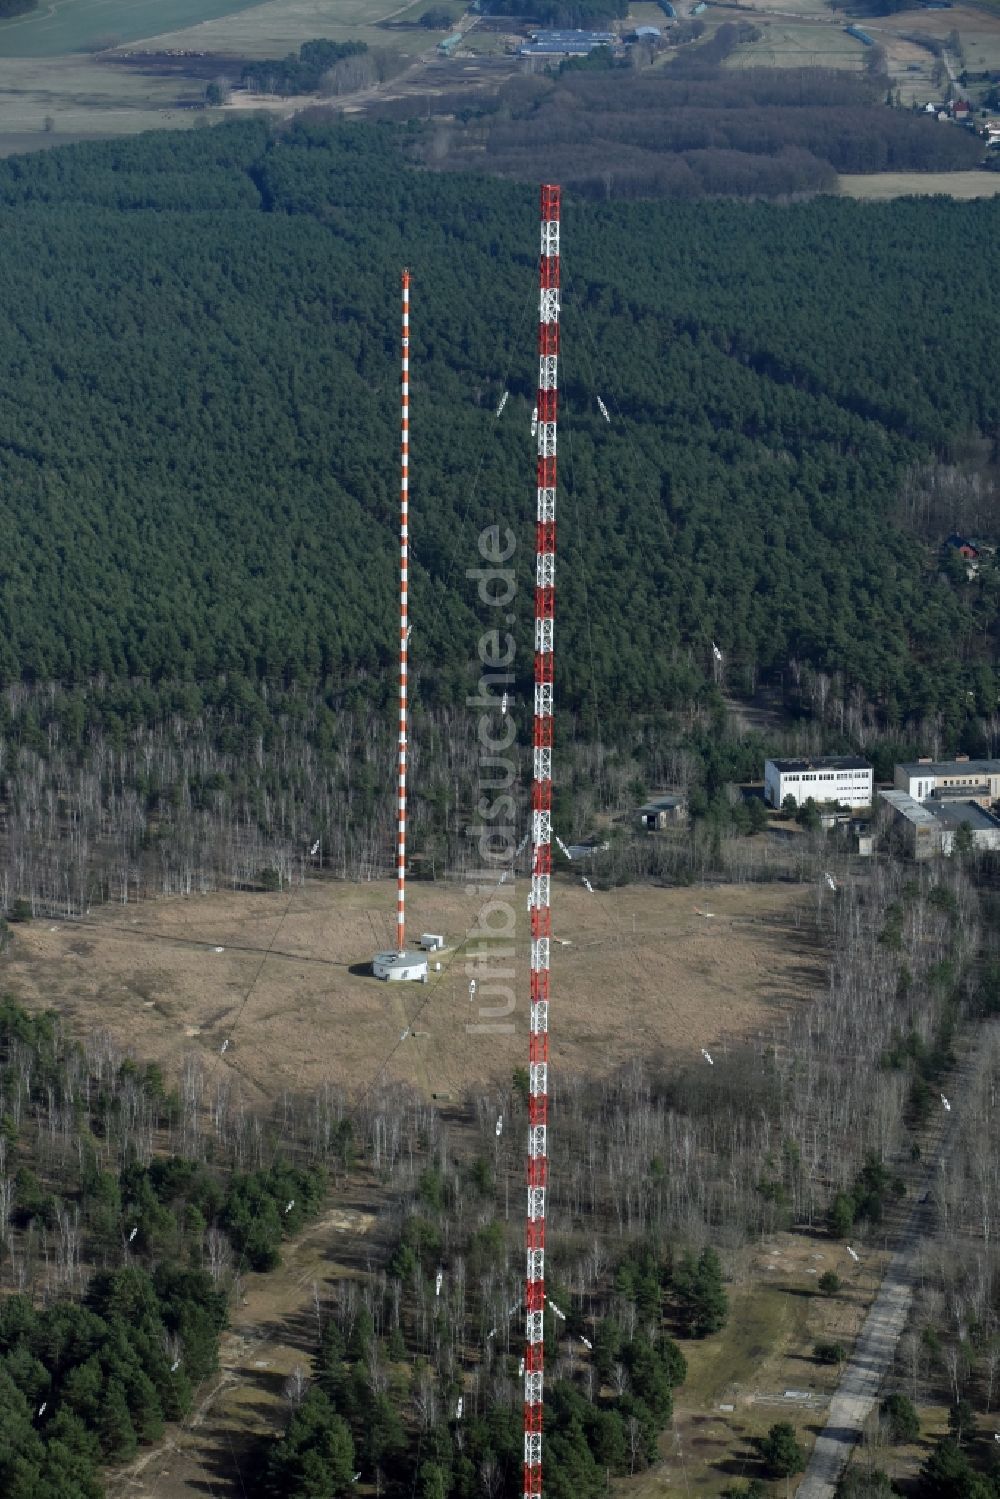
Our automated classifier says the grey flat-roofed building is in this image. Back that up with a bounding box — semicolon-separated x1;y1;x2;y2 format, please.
894;758;1000;805
530;27;615;40
880;788;1000;858
765;756;873;810
879;789;941;860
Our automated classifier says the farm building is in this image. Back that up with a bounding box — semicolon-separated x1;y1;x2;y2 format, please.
880;789;1000;859
438;32;463;53
894;756;1000;806
631;25;661;39
637;794;687;829
520;28;615;57
764;756;873;811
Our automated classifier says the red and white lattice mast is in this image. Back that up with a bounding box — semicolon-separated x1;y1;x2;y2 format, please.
372;270;427;982
525;183;559;1499
398;267;410;955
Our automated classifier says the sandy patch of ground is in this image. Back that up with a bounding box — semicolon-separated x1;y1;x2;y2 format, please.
1;876;824;1102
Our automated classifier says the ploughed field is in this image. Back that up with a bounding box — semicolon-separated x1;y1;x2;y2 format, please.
0;877;825;1101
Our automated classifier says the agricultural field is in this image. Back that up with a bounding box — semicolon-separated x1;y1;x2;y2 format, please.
0;877;825;1105
720;0;1000;99
874;0;1000;66
840;168;1000;195
0;0;464;151
0;0;263;57
138;0;463;60
727;17;864;70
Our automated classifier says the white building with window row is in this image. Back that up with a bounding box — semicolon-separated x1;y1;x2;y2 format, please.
894;757;1000;806
764;756;873;811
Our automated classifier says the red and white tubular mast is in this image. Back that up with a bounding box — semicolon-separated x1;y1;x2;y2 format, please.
525;183;559;1499
398;269;410;953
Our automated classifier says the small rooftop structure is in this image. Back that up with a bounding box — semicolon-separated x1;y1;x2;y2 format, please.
880;788;937;826
373;950;429;982
768;755;870;774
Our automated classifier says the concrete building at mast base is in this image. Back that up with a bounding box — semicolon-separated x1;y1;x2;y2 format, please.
372;950;429;982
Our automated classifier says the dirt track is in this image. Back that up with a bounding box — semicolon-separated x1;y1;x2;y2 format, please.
107;1194;378;1499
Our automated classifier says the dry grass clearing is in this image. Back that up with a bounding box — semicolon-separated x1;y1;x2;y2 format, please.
0;52;205;148
840;169;1000;197
0;877;823;1102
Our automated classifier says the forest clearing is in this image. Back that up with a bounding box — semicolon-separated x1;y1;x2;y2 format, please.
0;878;824;1103
840;169;1000;197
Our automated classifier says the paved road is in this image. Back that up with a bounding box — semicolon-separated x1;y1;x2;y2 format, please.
795;1221;924;1498
796;1023;995;1498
